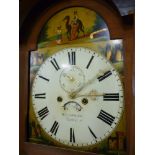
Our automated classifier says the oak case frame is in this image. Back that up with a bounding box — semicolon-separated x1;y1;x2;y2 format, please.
19;0;135;155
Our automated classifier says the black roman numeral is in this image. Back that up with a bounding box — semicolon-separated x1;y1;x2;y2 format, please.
70;128;75;143
38;107;49;120
68;51;76;65
50;121;59;136
34;93;46;99
97;110;115;126
97;71;112;82
86;55;94;69
104;93;119;101
88;126;97;139
50;58;60;71
38;75;49;82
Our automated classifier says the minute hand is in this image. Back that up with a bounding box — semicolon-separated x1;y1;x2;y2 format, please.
69;70;107;98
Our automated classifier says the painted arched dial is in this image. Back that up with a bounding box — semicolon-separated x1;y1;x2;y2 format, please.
38;7;110;48
32;47;124;147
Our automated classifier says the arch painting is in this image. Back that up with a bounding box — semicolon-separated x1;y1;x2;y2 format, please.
38;7;110;48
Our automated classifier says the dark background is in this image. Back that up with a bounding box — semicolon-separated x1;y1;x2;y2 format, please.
19;0;135;28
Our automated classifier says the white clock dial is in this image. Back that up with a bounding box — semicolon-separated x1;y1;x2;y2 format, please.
32;47;124;147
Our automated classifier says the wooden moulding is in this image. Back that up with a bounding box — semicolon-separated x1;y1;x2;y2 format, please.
19;0;134;154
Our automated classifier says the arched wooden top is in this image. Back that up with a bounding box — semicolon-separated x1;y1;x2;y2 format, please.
20;0;124;50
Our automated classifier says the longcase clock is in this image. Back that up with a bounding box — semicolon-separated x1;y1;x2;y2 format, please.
20;0;134;155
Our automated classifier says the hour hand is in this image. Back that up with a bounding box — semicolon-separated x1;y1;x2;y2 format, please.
69;90;104;100
76;93;104;97
76;92;120;101
76;90;105;98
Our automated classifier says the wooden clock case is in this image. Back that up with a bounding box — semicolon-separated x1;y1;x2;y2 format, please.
19;0;134;155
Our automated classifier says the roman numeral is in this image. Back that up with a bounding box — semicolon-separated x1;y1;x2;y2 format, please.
86;55;94;69
97;71;112;82
38;75;49;82
68;51;76;65
88;126;97;139
50;121;59;136
70;128;75;143
50;58;60;71
38;107;49;120
104;93;119;101
97;110;115;126
34;93;46;99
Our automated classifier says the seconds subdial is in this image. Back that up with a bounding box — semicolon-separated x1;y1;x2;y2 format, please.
59;66;85;93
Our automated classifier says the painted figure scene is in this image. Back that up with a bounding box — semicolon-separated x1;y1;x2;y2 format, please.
38;7;110;48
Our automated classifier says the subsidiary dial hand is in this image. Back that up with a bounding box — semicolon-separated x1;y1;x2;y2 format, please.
60;66;85;93
65;74;75;82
